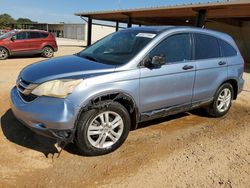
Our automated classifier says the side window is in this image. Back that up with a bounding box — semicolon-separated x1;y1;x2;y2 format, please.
149;33;192;63
40;33;49;38
28;32;41;39
219;39;237;57
194;33;220;60
15;32;28;40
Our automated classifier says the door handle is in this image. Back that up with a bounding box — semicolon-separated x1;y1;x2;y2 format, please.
218;61;227;66
182;65;194;70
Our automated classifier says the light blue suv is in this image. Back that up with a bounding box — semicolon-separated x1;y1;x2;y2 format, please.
11;26;244;155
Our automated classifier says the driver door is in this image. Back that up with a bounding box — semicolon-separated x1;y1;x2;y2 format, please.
139;33;195;113
9;31;30;53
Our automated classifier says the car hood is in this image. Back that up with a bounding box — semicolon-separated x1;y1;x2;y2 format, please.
20;55;117;84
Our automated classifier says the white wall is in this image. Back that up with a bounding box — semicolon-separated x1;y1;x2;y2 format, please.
85;24;116;43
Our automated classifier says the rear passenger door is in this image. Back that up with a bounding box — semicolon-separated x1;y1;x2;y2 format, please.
27;32;42;51
139;33;195;113
192;33;228;103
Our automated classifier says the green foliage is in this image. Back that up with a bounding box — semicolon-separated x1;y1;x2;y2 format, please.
0;13;15;29
16;18;33;24
0;14;36;29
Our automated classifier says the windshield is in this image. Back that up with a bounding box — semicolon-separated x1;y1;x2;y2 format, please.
0;31;15;39
78;30;157;65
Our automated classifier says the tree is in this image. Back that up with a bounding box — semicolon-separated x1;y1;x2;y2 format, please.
0;14;15;29
16;18;33;24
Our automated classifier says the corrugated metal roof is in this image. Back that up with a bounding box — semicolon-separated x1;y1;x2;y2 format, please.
75;0;249;16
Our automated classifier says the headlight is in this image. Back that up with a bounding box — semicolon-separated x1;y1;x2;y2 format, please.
31;79;82;98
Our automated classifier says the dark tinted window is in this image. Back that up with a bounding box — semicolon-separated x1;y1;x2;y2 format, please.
40;33;49;38
15;32;27;40
149;34;191;63
219;39;237;57
194;33;220;60
28;32;41;39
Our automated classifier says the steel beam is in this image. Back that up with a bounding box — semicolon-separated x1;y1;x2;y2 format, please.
195;9;207;27
127;17;132;28
87;17;92;46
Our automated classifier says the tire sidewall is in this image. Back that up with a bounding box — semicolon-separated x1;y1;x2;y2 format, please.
42;46;54;58
212;83;233;116
76;102;131;156
0;47;9;60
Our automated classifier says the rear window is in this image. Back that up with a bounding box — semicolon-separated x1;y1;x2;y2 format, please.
194;33;220;60
28;32;41;39
40;33;49;38
219;39;237;57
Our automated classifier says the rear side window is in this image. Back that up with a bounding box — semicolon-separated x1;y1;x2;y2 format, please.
40;33;49;38
28;32;41;39
149;33;192;63
194;33;220;60
219;39;237;57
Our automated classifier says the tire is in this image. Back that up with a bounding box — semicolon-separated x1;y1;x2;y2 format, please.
206;83;234;117
0;47;9;60
75;101;131;156
42;46;54;58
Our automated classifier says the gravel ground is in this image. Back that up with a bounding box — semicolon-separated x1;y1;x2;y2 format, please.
0;47;249;188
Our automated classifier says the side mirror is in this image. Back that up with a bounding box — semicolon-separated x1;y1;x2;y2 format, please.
11;36;16;41
151;55;166;67
142;55;166;68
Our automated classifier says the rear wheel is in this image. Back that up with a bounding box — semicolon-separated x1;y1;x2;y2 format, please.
0;47;9;60
206;83;233;117
42;46;54;58
75;101;131;156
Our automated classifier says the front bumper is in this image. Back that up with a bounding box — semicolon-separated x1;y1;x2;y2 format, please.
10;87;80;141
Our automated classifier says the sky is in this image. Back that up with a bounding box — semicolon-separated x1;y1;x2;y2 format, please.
0;0;224;23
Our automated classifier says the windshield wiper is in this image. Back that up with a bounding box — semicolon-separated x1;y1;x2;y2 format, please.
81;54;98;62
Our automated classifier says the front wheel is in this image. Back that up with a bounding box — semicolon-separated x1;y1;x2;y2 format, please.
75;101;131;156
0;47;9;60
42;46;54;58
206;83;233;117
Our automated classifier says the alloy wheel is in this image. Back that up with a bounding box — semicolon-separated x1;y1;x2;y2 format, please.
87;111;124;149
0;48;8;60
216;88;231;113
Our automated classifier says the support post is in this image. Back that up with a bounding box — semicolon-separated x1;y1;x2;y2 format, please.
195;9;207;27
116;21;119;31
127;17;132;28
87;17;92;46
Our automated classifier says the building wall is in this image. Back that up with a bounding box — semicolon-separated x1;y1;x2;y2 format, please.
206;21;250;63
48;24;64;38
90;25;116;43
64;24;85;40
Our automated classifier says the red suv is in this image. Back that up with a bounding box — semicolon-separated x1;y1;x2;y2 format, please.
0;30;58;60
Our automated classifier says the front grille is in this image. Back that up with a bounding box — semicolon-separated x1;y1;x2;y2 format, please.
16;78;38;102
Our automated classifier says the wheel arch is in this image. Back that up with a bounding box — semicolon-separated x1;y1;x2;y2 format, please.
0;45;11;55
76;92;140;131
42;44;55;51
221;78;238;100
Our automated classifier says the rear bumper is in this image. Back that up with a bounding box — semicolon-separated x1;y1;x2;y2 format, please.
10;87;80;141
238;77;244;94
54;46;58;52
